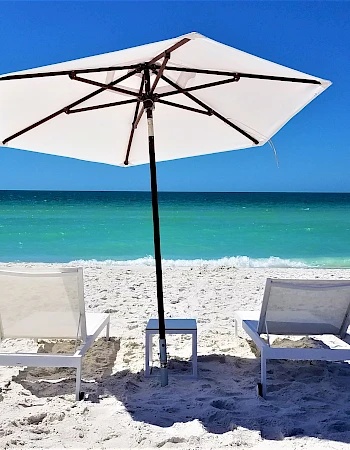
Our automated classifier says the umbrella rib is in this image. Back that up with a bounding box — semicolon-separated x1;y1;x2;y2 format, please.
156;99;212;115
150;54;170;95
134;107;145;129
71;74;140;97
2;69;138;145
124;74;146;165
155;65;322;85
158;72;260;145
148;38;191;65
156;76;240;99
128;53;172;156
68;98;138;114
0;64;141;81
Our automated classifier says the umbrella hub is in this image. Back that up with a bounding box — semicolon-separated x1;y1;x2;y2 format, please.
142;95;156;111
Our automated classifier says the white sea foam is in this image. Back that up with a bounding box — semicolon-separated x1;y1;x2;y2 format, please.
69;255;310;268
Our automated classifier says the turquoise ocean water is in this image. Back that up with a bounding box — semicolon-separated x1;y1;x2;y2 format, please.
0;191;349;268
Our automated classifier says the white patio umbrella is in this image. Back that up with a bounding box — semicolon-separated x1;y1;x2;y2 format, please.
0;32;331;386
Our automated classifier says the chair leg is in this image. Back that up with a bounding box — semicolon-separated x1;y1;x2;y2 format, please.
260;350;267;398
234;318;238;338
105;320;110;340
75;359;82;401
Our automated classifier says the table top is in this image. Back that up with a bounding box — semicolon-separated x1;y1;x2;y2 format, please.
146;318;197;331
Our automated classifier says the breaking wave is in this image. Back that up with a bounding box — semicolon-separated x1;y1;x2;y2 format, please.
69;255;314;268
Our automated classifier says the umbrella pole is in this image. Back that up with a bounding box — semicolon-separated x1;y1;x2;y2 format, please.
145;100;168;387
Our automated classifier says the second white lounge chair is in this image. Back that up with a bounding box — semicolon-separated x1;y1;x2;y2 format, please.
0;267;110;400
234;278;350;397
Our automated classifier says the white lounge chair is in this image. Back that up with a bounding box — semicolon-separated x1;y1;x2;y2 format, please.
234;278;350;398
0;267;110;400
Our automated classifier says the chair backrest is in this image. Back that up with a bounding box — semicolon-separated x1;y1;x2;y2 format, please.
257;278;350;338
0;267;87;341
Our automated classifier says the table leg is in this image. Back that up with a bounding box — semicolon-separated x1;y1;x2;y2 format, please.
149;332;154;372
145;331;151;376
192;329;198;378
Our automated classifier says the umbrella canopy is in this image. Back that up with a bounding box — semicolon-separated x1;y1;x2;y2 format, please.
0;32;330;165
0;32;331;386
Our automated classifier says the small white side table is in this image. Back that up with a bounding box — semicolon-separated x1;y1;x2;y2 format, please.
145;318;197;378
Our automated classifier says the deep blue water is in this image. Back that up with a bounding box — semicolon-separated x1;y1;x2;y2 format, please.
0;191;349;267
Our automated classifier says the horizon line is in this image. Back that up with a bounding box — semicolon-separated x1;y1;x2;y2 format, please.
0;189;349;195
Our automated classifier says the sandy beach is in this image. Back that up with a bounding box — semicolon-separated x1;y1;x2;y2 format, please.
1;263;350;449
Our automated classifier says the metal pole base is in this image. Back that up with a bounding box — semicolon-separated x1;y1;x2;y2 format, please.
159;338;168;386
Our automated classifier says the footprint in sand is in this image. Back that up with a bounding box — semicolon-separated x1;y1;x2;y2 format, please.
156;436;186;447
210;399;236;411
327;421;350;433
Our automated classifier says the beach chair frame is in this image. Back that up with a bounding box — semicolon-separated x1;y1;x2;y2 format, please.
0;267;110;400
234;278;350;398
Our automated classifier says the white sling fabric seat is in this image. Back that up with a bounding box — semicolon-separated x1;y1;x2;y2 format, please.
234;278;350;397
0;267;110;400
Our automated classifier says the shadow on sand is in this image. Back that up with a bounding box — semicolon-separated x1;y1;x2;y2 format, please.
11;337;120;402
101;354;350;442
11;339;350;443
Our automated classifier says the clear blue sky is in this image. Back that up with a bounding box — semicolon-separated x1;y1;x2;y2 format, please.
0;1;348;192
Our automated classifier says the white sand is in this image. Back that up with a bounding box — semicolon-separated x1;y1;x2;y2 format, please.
1;263;350;449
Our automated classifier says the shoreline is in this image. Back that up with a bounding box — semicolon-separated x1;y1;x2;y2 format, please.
1;255;350;269
1;264;350;448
